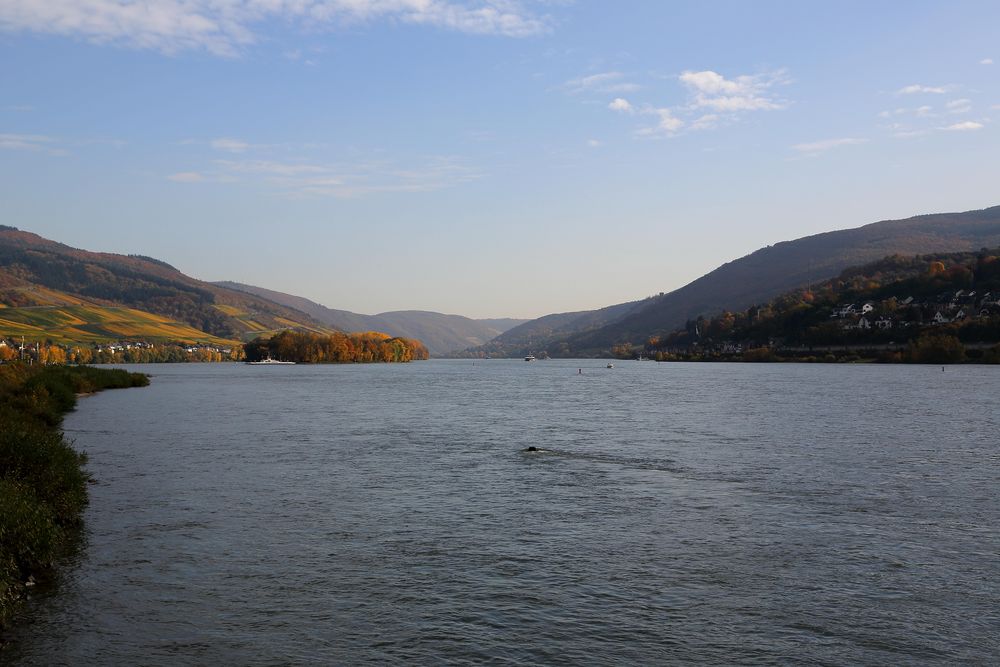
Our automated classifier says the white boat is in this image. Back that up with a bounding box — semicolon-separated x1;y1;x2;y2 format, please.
607;363;614;368
247;357;296;365
524;354;536;361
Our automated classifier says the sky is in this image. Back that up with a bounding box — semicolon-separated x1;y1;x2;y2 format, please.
1;1;998;319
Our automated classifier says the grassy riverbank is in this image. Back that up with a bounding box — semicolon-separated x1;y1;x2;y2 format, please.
0;364;149;630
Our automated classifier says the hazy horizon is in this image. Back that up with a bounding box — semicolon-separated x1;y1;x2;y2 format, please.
2;1;999;319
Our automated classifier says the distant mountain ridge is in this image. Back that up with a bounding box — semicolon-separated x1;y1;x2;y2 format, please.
458;205;1000;357
214;281;527;356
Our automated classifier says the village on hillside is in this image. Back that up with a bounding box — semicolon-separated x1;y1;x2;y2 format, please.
641;253;1000;364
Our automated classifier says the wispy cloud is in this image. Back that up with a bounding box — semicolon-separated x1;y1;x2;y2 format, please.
211;137;251;153
981;58;994;65
897;84;948;95
635;107;684;137
178;153;482;198
0;1;549;57
892;129;929;139
167;171;205;182
679;70;788;112
792;137;867;154
945;98;972;114
3;104;33;112
943;121;984;131
0;132;66;155
562;72;640;95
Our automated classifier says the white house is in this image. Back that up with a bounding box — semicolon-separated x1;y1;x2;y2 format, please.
832;304;857;318
932;311;950;325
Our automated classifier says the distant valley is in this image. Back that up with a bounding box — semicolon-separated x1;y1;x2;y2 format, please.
456;205;1000;358
215;281;527;356
4;205;1000;360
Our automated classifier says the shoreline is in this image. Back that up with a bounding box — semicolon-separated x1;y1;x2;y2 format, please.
0;365;149;641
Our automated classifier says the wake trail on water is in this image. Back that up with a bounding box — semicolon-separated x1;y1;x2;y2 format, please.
520;447;686;474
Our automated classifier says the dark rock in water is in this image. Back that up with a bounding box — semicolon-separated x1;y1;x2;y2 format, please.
524;446;539;452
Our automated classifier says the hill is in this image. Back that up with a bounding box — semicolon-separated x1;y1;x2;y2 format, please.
0;305;238;345
215;281;526;356
646;248;1000;363
460;205;1000;357
0;228;334;344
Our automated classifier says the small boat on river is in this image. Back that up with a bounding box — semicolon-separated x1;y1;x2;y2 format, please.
524;354;536;362
247;357;296;365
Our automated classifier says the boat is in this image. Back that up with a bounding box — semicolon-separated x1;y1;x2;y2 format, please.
247;357;296;365
607;363;614;368
524;354;536;362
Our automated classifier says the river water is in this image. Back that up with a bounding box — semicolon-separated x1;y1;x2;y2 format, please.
5;360;1000;664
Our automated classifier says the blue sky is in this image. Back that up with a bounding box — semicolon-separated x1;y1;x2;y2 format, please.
1;1;998;318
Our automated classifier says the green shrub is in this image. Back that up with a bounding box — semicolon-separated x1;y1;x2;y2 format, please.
0;480;60;628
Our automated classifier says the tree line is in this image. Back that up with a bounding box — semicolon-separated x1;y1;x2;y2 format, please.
244;330;429;363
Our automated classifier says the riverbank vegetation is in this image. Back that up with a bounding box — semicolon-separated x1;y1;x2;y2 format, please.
640;249;1000;363
0;340;243;365
244;330;429;363
0;364;149;630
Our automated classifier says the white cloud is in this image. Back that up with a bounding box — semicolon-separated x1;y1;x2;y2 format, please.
689;114;719;130
943;121;984;131
215;159;328;177
945;98;972;114
0;132;66;154
897;84;948;95
679;69;787;111
563;72;640;95
211;137;251;153
586;139;601;148
981;58;994;65
792;137;867;154
605;68;788;139
168;171;205;182
635;107;683;137
608;97;633;113
915;105;933;117
0;133;50;150
0;1;548;56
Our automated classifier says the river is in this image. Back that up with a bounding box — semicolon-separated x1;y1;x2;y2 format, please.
6;360;999;664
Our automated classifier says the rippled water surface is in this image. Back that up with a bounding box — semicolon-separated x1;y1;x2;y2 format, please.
7;360;1000;664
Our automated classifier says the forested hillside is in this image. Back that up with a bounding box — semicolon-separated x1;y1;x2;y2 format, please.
646;249;1000;363
0;228;332;342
